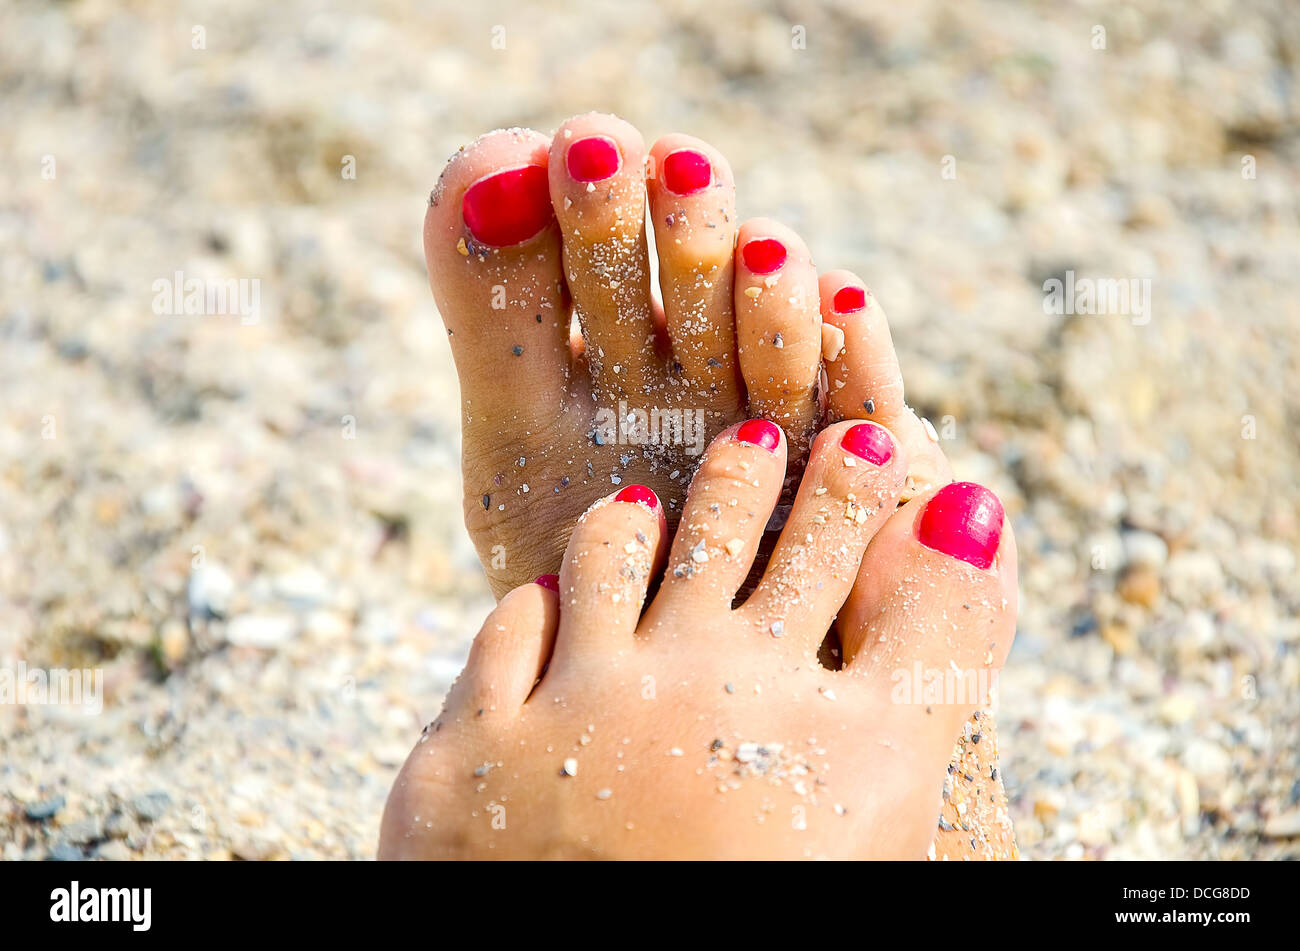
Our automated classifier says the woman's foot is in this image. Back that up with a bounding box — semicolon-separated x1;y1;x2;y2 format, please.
380;420;1016;859
424;114;948;598
819;268;1018;860
424;113;1007;858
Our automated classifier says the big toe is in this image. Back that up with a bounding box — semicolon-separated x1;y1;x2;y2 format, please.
842;481;1017;738
425;128;571;416
843;480;1019;862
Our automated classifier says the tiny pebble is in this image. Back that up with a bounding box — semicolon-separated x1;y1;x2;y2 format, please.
25;796;65;822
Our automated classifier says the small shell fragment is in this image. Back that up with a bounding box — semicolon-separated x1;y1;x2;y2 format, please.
822;324;845;362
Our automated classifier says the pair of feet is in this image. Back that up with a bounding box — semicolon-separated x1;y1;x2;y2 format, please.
379;114;1018;859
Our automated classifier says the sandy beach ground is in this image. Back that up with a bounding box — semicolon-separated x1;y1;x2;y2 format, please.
1;0;1297;860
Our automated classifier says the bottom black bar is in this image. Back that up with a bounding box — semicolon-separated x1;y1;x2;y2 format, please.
2;859;1282;938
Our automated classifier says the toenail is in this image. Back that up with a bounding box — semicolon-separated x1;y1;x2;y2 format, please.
534;574;560;591
461;165;554;247
833;285;867;313
566;136;621;182
916;482;1004;570
735;419;782;453
662;148;712;195
615;484;659;512
840;423;893;466
741;238;787;274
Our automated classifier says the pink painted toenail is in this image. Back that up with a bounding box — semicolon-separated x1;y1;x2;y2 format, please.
615;484;659;512
736;419;781;453
833;285;867;313
917;482;1004;570
741;238;787;274
566;136;621;182
461;164;554;247
662;149;712;195
840;423;893;466
534;574;560;591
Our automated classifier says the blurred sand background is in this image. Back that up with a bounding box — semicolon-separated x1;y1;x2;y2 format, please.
1;0;1297;860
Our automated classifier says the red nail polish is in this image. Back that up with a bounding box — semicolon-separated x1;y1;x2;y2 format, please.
833;285;866;313
662;149;712;195
534;574;560;591
566;136;621;182
916;482;1004;570
840;423;893;466
461;165;553;247
741;238;787;274
615;484;659;511
735;419;781;452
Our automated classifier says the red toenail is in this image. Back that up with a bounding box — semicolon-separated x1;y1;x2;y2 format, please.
833;286;867;313
736;419;781;452
916;482;1004;570
534;574;560;591
662;149;712;195
615;484;659;512
461;165;554;247
840;423;893;466
566;136;621;182
741;238;787;274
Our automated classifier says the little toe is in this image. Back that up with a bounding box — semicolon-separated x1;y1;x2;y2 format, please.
652;418;786;612
549;113;662;402
819;270;953;499
440;577;560;723
550;484;667;669
734;219;823;463
424;128;571;420
740;420;906;653
647;134;741;410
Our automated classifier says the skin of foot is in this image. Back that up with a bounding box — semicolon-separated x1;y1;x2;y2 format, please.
424;113;1012;859
425;114;948;600
379;419;1017;859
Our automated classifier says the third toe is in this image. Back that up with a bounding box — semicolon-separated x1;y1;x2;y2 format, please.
647;134;742;410
734;219;824;464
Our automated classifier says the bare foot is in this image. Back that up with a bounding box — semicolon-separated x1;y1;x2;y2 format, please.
424;113;947;597
424;113;1010;858
817;269;1019;860
379;420;1016;859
